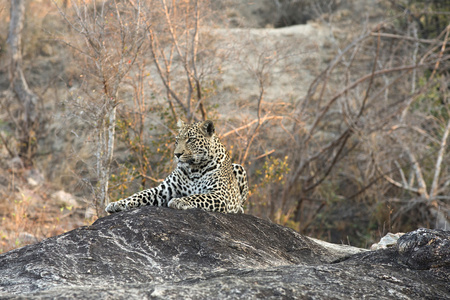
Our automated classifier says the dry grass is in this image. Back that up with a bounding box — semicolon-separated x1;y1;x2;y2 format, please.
0;172;93;254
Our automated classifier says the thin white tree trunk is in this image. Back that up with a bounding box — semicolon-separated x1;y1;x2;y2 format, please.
102;105;116;208
430;118;450;198
8;0;39;163
9;0;38;124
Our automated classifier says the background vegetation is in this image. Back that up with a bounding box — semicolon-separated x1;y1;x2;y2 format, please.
0;0;449;252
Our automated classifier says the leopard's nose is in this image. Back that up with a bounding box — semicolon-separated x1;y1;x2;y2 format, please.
175;153;182;159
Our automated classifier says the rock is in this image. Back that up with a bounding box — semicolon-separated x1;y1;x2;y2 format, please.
397;228;450;270
84;205;97;219
7;156;24;171
371;232;405;250
308;236;368;256
51;190;80;209
25;168;45;187
0;207;448;299
40;43;53;57
18;232;38;244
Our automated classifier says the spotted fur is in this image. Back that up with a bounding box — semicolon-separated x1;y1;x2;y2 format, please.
105;120;248;214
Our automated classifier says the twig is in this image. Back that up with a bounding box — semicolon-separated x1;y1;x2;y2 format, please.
253;150;275;160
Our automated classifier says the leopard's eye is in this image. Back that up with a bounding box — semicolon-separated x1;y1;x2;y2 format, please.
187;137;195;143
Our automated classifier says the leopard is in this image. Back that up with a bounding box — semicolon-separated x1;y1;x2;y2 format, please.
105;120;248;214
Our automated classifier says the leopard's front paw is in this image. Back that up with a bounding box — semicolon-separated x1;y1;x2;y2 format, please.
105;201;126;214
168;198;195;210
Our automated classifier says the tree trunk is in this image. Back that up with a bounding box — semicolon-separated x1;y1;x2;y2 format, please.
8;0;39;165
95;103;117;216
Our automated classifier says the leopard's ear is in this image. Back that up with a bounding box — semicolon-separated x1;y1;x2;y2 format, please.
177;119;185;129
201;120;215;137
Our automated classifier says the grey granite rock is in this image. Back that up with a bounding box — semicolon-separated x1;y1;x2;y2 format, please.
0;207;448;299
397;227;450;270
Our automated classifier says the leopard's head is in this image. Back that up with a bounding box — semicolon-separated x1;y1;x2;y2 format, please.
174;120;216;166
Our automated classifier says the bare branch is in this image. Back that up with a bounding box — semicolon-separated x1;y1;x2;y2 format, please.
369;32;440;44
430;118;450;198
403;143;429;199
394;160;408;188
221;116;284;138
376;162;420;194
147;28;189;114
